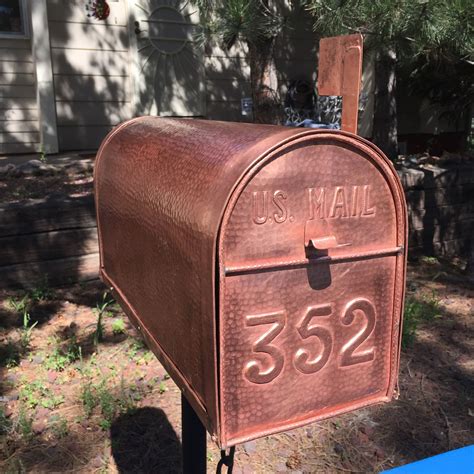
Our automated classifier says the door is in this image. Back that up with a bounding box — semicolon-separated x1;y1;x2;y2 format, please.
129;0;205;116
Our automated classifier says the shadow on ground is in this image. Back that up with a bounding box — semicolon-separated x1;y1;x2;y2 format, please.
111;407;182;474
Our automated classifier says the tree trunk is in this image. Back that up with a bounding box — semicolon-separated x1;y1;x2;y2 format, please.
373;46;398;160
248;39;280;124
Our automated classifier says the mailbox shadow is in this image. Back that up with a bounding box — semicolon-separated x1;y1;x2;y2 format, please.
305;249;332;290
110;407;182;474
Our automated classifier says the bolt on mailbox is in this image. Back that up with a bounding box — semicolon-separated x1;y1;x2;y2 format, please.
95;117;407;448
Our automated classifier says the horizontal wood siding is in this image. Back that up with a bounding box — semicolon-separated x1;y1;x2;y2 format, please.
204;41;251;122
47;0;133;151
0;195;99;288
0;38;40;154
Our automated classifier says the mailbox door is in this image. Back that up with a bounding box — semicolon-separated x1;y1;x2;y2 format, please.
218;133;406;447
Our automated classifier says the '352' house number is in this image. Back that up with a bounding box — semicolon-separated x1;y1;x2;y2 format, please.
244;298;376;384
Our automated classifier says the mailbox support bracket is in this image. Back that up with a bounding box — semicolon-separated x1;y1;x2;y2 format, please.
182;393;207;474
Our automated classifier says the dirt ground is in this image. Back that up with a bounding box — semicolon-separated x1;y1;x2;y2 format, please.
0;154;94;203
0;258;472;473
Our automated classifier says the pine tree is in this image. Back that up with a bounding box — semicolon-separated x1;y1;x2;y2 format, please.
195;0;284;123
307;0;473;159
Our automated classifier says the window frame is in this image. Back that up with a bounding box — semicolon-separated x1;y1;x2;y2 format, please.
0;0;29;39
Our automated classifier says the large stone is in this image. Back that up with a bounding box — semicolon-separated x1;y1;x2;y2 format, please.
17;160;60;176
0;163;16;177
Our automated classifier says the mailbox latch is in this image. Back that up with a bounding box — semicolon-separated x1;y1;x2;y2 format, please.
304;219;349;251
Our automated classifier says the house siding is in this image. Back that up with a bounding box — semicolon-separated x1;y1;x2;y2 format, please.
47;0;133;151
0;38;40;154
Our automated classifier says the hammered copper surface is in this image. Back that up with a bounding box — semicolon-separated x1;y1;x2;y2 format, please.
318;34;363;134
94;118;407;448
219;136;404;445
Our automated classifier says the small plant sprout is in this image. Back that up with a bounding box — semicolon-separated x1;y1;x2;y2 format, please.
158;381;168;394
20;309;38;350
6;295;37;351
39;145;47;163
403;292;441;347
93;292;114;346
50;416;69;438
44;336;82;372
112;318;126;335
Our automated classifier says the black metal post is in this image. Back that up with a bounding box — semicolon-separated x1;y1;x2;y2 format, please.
182;393;207;474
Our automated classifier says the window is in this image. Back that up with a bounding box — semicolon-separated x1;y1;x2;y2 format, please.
0;0;28;38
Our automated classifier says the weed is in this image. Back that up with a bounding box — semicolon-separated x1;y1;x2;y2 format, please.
20;309;38;350
80;378;137;430
80;383;98;417
403;292;441;347
1;340;20;368
6;295;29;313
421;256;439;265
50;415;69;438
99;418;112;430
39;145;47;163
127;339;146;360
158;381;168;394
98;384;116;423
15;406;33;439
29;278;54;301
134;349;154;366
41;393;65;410
0;406;12;435
44;336;82;371
93;292;114;346
111;318;126;335
19;380;64;409
6;295;37;352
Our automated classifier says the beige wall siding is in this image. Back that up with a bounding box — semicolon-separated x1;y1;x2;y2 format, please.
204;41;251;122
0;38;40;154
47;0;133;151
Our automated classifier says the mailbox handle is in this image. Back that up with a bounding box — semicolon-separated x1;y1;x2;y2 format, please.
306;235;338;250
305;219;340;250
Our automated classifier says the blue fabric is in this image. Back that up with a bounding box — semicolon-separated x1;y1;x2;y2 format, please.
383;445;474;473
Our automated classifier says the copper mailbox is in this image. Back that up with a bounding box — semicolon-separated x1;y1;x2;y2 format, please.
95;117;407;448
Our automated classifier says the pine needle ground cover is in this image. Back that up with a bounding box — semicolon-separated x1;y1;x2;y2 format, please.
0;259;472;473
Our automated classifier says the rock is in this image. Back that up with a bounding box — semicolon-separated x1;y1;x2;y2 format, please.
17;160;59;177
242;440;257;455
235;466;254;474
275;462;288;472
374;446;386;460
0;394;18;402
90;455;104;469
36;407;50;421
47;371;58;383
359;423;375;437
32;419;47;434
5;373;19;384
32;355;44;365
0;163;16;177
334;443;344;455
3;404;14;418
65;161;93;174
